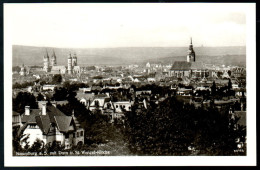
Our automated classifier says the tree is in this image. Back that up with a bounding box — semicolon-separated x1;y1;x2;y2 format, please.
13;92;38;113
52;74;62;84
52;87;68;101
211;81;216;96
228;70;232;76
36;93;45;101
13;81;34;89
124;96;246;156
29;138;43;155
12;126;24;154
45;141;65;155
228;79;232;90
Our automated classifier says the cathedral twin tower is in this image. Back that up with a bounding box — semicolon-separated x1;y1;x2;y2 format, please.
67;52;77;74
43;50;77;74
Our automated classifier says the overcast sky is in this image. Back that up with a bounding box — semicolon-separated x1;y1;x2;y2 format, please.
5;3;249;48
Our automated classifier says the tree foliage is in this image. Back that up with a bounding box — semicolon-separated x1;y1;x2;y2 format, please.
13;81;34;89
124;96;246;156
36;93;45;101
52;74;62;84
13;92;38;113
52;87;68;101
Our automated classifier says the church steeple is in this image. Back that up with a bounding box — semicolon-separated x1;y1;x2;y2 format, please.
52;50;56;59
46;49;49;58
187;37;196;62
43;49;50;72
51;49;57;66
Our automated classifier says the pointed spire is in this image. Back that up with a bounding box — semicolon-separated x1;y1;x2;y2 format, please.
68;51;72;59
46;49;48;57
190;37;192;45
44;49;49;59
73;52;77;58
72;109;74;117
52;49;56;58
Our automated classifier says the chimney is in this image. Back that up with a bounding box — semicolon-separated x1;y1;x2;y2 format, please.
51;101;57;107
42;101;47;115
25;106;30;115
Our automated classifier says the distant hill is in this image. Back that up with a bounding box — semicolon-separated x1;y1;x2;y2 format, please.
12;45;246;67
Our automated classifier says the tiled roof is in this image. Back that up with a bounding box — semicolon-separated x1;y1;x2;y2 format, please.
170;61;205;70
190;62;205;69
21;109;41;123
76;92;95;100
170;61;191;70
54;116;72;132
21;105;73;135
95;94;108;98
91;86;102;91
13;111;20;116
36;115;51;134
51;66;66;70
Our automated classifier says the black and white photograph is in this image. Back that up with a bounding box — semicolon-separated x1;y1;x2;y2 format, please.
4;3;256;166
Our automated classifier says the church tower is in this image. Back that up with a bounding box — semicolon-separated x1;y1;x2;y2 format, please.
50;50;57;66
43;50;49;72
67;52;72;74
20;64;25;76
72;52;77;67
187;37;196;62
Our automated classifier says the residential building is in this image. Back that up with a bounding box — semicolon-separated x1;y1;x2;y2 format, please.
19;102;84;148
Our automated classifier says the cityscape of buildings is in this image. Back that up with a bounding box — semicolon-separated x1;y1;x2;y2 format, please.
12;38;247;156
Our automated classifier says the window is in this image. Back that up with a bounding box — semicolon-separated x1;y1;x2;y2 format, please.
73;133;75;138
29;124;37;129
116;105;118;108
77;132;79;137
65;133;69;138
95;100;99;107
80;131;83;136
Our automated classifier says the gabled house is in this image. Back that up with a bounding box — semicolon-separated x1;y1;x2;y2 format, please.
112;101;132;113
76;92;95;108
89;94;110;112
19;101;84;149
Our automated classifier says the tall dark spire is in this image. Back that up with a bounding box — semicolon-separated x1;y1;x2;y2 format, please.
187;37;196;62
51;49;57;66
189;37;194;51
52;49;56;58
46;49;49;58
44;49;49;59
68;52;72;59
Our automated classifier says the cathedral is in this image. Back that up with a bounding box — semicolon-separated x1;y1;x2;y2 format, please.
43;50;79;75
169;38;209;78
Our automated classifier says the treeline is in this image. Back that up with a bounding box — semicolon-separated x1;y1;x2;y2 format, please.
124;96;246;156
13;82;34;89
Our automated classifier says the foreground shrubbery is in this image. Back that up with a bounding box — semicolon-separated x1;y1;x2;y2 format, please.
124;96;246;156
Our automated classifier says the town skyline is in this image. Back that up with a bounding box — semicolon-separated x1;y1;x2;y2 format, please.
5;2;256;166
